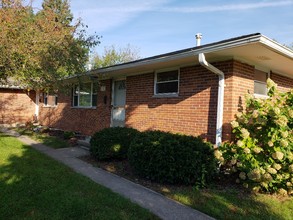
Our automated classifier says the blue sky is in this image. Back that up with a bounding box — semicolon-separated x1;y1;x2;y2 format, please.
31;0;293;58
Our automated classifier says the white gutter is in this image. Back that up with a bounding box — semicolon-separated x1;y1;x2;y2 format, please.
196;33;224;147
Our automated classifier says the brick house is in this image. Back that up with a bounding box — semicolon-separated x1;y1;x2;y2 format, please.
0;85;37;126
1;33;292;145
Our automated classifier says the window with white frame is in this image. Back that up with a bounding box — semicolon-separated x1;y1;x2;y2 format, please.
44;93;58;107
155;69;179;95
72;82;98;107
254;69;268;96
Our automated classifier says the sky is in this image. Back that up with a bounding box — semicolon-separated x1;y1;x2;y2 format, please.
30;0;293;58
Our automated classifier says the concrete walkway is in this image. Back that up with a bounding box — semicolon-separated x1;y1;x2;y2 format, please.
1;128;214;220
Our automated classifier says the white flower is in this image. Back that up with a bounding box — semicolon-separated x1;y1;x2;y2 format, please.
253;147;262;154
239;172;246;180
237;140;244;147
252;110;259;118
230;158;237;165
273;163;282;170
241;128;250;138
217;157;225;164
275;115;288;127
268;141;274;147
262;173;273;182
231;121;239;128
243;147;250;154
281;131;288;138
280;139;288;147
272;151;284;161
274;107;281;115
260;182;268;188
214;150;222;159
267;167;277;174
248;169;261;181
278;188;287;196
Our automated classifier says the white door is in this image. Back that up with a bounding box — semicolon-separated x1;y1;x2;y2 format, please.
111;80;126;127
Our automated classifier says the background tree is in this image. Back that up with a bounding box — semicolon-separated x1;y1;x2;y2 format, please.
91;44;141;69
0;0;99;90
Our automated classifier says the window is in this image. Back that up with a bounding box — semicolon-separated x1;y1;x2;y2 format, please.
72;82;98;107
155;69;179;95
44;93;58;107
254;69;268;96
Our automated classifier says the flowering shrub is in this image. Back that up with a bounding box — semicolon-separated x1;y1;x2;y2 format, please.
219;79;293;195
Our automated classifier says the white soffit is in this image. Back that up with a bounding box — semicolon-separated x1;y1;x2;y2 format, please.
207;43;293;78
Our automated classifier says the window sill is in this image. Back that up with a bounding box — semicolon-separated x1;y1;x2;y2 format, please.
254;94;269;99
71;106;97;109
153;93;179;98
43;105;57;108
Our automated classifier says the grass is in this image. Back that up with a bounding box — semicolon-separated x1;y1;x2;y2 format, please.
166;185;293;220
15;127;70;149
83;156;293;220
0;133;158;220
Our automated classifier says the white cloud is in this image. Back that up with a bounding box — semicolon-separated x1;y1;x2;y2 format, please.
159;1;293;13
71;0;170;32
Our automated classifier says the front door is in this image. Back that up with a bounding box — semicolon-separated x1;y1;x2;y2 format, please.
111;80;126;127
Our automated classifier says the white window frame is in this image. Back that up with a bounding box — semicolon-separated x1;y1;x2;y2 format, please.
43;93;58;107
254;68;270;98
154;68;179;97
72;82;98;108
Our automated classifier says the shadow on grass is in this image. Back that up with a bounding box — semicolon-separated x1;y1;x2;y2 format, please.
34;134;70;149
87;156;292;220
0;135;158;220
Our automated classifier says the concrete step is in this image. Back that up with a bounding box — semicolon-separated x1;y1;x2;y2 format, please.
77;139;90;149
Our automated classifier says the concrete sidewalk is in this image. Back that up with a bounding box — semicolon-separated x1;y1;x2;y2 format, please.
2;128;214;220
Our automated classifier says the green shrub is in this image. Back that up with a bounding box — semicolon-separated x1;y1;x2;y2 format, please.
90;127;139;160
218;79;293;195
63;131;75;140
128;130;216;186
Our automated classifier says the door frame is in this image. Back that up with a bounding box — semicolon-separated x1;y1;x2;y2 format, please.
110;78;126;127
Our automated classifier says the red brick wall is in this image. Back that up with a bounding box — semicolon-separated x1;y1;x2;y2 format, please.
221;62;293;142
221;60;255;142
38;60;293;143
270;72;293;92
126;65;222;143
39;80;112;135
0;88;36;124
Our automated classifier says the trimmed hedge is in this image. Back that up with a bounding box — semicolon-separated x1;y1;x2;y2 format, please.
128;130;216;186
90;127;139;160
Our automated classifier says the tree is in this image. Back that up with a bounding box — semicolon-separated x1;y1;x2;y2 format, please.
0;0;99;90
91;44;141;69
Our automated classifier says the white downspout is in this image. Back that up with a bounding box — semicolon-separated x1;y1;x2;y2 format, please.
196;33;224;147
35;90;40;122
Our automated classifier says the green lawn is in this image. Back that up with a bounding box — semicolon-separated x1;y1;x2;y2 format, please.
0;133;158;220
90;158;293;220
165;186;293;220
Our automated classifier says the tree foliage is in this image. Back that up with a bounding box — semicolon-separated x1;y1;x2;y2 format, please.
91;44;141;69
0;0;99;90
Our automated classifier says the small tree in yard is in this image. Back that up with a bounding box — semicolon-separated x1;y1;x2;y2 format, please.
218;79;293;195
91;44;141;69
